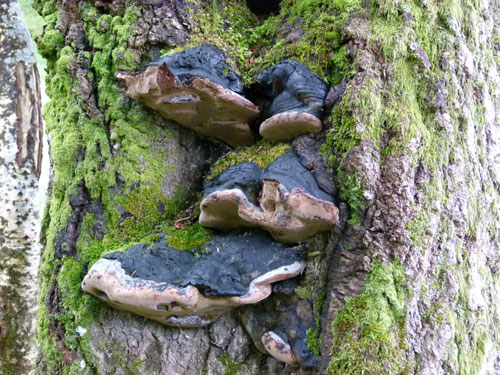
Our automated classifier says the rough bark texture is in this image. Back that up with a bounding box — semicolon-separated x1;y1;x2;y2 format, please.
0;0;43;373
34;0;500;374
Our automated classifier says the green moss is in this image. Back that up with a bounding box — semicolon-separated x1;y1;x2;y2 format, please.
111;185;184;242
329;3;500;372
437;256;493;375
421;302;444;324
319;0;459;229
33;0;361;371
295;285;313;300
34;0;500;372
34;1;194;372
207;139;291;180
129;358;144;375
245;0;359;84
37;29;64;58
336;170;366;225
57;258;100;350
169;0;260;77
327;260;411;375
161;223;212;251
305;293;326;357
169;0;356;85
218;353;243;375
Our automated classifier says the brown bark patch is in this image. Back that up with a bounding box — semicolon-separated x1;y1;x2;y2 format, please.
14;62;43;176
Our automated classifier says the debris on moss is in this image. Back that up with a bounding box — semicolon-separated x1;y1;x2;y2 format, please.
112;185;184;243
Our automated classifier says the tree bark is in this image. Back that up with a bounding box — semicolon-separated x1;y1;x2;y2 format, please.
33;0;500;374
0;0;43;373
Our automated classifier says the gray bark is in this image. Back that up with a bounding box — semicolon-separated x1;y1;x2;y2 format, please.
0;0;43;373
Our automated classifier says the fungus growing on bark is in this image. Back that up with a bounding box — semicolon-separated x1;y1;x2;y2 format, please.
82;231;304;327
261;331;300;367
199;151;338;243
116;45;259;147
257;60;329;141
239;295;318;369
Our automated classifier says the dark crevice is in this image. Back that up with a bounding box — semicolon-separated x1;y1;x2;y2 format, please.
246;0;282;15
54;180;106;259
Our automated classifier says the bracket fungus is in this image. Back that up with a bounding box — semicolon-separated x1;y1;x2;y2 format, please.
257;60;330;141
82;231;304;327
199;150;339;243
239;293;319;369
261;331;300;367
116;44;259;147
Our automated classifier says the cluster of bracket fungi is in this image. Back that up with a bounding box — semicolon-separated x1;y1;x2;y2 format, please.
83;44;340;368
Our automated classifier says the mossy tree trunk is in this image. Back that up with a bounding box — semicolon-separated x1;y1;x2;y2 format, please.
33;0;500;374
0;0;43;373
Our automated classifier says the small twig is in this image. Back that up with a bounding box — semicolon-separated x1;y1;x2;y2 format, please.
174;216;192;224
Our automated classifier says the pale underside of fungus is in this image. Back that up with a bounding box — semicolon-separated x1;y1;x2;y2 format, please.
199;183;338;243
82;231;304;327
261;331;300;367
257;60;329;141
199;152;339;243
259;112;322;141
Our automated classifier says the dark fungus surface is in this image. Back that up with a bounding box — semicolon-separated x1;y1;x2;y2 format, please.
204;162;262;205
149;44;244;94
263;150;335;203
258;60;330;119
204;150;335;203
104;230;301;297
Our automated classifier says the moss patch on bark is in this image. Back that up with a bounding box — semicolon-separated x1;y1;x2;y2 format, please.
328;260;410;374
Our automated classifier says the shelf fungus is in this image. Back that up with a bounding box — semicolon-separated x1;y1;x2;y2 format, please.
239;290;319;369
258;60;330;141
81;231;304;327
116;44;259;147
261;331;300;367
200;151;339;243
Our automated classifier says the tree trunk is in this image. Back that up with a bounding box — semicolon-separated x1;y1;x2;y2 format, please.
33;0;500;374
0;0;43;373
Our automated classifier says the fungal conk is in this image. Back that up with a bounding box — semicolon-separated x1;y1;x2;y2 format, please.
199;150;339;243
82;230;304;327
117;44;259;147
257;60;330;141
